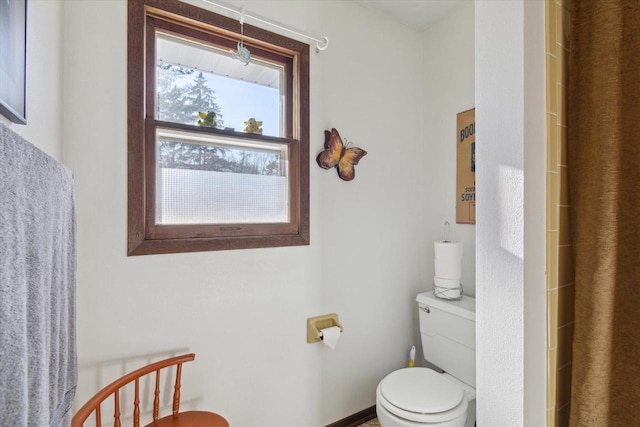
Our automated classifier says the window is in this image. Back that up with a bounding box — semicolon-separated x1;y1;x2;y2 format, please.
128;0;309;255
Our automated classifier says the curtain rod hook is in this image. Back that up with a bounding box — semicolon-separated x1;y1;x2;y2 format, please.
316;36;329;52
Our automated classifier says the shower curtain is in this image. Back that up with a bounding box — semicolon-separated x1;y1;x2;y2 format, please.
568;1;640;425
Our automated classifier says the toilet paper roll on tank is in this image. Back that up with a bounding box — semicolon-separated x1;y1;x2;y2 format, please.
433;240;463;299
434;240;463;280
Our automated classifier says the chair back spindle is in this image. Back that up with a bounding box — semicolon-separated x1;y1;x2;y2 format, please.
113;390;121;427
152;370;160;423
133;378;140;427
172;363;183;416
95;405;102;427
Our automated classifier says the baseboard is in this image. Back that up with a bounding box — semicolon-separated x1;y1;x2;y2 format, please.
325;405;377;427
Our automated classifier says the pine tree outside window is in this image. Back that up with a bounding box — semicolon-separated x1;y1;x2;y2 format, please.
127;0;310;255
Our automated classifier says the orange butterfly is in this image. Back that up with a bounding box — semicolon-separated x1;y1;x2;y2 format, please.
316;128;367;181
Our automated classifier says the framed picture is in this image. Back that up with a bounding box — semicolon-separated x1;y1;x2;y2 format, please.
456;108;475;224
0;0;27;124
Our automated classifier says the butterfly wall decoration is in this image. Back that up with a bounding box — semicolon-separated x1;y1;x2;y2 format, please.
316;128;367;181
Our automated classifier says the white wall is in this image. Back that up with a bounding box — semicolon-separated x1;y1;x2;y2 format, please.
312;2;429;417
63;1;432;425
522;1;548;424
475;1;547;425
422;2;476;296
1;0;64;161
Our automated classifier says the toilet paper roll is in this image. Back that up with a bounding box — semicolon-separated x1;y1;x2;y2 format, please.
434;241;462;279
320;326;341;350
434;276;460;289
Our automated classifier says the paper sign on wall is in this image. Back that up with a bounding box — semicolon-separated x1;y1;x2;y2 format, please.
456;108;475;224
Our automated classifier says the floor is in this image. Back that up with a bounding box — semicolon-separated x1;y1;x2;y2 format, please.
358;419;380;427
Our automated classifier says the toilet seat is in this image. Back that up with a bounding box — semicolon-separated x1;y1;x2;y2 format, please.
377;368;468;423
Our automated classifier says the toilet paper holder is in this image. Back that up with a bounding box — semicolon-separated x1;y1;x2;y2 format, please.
306;313;343;344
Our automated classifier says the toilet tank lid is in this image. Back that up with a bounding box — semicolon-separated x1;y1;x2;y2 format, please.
416;291;475;321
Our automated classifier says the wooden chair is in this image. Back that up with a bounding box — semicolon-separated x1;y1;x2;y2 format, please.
72;353;229;427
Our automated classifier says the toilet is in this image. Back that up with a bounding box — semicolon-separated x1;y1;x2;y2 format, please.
376;291;476;427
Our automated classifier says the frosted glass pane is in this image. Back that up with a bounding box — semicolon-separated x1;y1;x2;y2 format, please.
154;132;289;225
156;168;288;224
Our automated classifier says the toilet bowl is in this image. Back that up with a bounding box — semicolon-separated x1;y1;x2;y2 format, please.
376;292;476;427
376;368;474;427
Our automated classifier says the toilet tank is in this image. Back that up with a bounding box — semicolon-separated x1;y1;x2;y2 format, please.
416;291;476;387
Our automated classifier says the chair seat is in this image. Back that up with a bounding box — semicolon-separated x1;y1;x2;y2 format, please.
145;410;229;427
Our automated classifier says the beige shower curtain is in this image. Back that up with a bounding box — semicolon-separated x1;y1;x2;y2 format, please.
568;1;640;425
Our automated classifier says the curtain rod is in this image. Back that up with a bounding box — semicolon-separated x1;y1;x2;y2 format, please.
201;0;329;52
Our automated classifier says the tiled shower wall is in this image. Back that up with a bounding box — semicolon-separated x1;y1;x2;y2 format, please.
546;0;574;426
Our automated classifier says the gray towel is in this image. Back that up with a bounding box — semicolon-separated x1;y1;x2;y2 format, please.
0;123;77;427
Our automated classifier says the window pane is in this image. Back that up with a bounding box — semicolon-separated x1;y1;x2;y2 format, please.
156;32;284;137
155;129;290;225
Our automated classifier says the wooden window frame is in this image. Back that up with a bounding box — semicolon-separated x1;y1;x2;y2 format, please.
128;0;310;255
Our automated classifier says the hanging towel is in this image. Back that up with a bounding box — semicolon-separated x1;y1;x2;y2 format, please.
0;123;77;427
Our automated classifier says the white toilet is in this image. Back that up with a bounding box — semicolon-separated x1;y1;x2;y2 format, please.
376;291;476;427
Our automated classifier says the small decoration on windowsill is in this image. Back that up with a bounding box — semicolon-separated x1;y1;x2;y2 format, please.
316;128;367;181
197;111;217;128
244;118;263;134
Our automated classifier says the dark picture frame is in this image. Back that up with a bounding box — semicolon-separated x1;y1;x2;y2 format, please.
0;0;27;124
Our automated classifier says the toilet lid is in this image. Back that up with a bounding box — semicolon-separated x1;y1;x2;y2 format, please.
380;368;464;414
